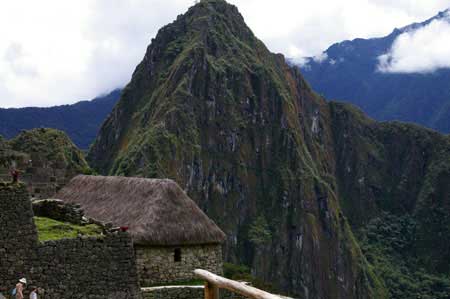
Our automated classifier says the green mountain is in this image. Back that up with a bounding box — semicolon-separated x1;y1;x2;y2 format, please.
88;1;450;298
1;128;90;175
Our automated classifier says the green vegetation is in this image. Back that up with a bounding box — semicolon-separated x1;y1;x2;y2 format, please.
248;215;272;245
223;263;277;293
224;262;252;280
34;217;103;242
360;213;450;299
8;128;91;173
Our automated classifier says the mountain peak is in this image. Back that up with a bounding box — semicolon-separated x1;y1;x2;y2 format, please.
396;7;450;34
437;8;450;18
152;0;256;55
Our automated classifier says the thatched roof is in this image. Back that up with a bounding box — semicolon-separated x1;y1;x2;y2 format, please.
55;175;226;246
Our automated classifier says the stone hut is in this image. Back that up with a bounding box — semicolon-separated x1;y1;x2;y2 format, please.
55;175;226;286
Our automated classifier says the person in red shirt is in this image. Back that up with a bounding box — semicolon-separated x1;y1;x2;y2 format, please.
10;168;19;183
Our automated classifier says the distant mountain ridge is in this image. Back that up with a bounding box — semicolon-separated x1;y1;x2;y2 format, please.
0;89;121;149
298;9;450;133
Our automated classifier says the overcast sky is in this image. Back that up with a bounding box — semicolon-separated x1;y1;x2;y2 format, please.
0;0;449;108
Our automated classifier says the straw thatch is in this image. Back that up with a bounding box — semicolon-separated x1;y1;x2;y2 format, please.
55;175;226;246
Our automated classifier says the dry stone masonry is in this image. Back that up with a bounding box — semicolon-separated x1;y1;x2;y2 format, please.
0;183;141;299
32;199;86;225
33;235;140;299
141;285;248;299
0;183;37;290
0;152;77;199
136;244;223;286
142;286;204;299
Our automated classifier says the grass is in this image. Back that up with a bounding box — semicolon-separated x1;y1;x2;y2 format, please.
34;216;103;242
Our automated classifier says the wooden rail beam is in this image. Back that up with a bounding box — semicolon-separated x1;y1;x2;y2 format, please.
194;269;281;299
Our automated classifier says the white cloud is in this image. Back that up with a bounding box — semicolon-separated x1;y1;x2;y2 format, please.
0;0;449;107
0;0;192;108
312;53;328;63
3;43;38;78
377;18;450;73
230;0;450;60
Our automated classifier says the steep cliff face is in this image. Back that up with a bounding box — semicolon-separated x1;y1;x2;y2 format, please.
89;1;384;298
330;102;450;298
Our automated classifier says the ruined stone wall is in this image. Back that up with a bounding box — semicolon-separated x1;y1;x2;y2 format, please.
32;199;86;225
0;183;141;299
136;244;223;286
141;285;248;299
0;152;77;199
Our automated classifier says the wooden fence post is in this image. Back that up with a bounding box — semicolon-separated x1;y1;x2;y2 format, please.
205;281;219;299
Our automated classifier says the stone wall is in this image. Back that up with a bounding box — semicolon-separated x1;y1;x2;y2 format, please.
142;286;204;299
33;234;141;299
0;152;77;199
32;199;86;225
136;244;223;286
141;285;248;299
0;183;37;290
0;183;141;299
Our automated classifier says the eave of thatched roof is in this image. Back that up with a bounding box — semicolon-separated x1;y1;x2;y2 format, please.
55;175;226;246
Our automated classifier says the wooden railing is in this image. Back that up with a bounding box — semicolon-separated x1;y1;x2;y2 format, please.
194;269;282;299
